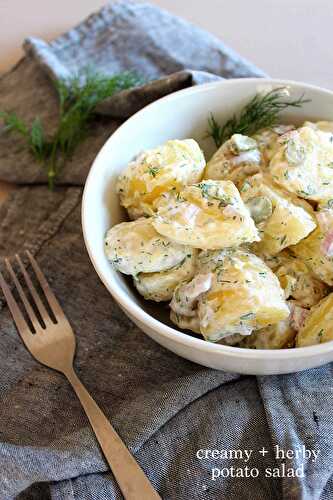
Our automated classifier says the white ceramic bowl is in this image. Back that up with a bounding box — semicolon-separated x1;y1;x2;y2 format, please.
82;78;333;375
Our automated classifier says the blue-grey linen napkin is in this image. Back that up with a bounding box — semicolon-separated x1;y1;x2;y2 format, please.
0;2;332;500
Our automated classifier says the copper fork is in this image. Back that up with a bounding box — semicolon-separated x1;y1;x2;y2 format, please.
0;250;161;500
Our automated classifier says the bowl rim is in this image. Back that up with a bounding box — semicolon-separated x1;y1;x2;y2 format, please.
82;76;333;360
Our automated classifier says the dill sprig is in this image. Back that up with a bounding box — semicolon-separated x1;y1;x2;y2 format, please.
207;87;310;148
0;70;144;189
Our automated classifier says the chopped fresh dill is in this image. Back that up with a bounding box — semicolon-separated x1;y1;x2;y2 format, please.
198;181;231;206
206;87;310;148
146;166;160;177
0;69;144;189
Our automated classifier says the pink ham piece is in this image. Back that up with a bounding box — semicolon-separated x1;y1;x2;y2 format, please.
321;231;333;257
170;273;213;317
317;209;333;232
289;303;310;331
315;210;333;257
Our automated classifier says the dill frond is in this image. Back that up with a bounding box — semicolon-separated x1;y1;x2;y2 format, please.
207;87;310;148
0;69;144;189
0;111;29;136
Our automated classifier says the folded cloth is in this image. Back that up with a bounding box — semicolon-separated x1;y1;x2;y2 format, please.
0;0;265;187
0;2;332;500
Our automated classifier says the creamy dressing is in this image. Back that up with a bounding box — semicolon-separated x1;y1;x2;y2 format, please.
107;119;333;348
170;273;213;317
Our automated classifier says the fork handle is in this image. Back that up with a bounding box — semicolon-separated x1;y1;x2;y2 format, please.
65;367;161;500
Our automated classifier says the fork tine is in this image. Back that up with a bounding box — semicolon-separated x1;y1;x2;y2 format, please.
25;251;64;320
15;254;52;325
5;258;42;332
0;270;33;345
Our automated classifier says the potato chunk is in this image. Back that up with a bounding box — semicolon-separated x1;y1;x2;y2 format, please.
116;139;205;219
134;250;196;302
170;312;243;346
252;125;295;166
170;249;289;342
269;126;333;204
105;218;189;275
204;134;261;186
239;318;296;349
170;311;201;334
303;120;333;133
240;173;316;255
153;180;259;249
291;210;333;285
275;256;328;308
296;293;333;347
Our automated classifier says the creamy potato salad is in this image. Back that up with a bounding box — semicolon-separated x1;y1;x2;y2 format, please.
105;123;333;349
